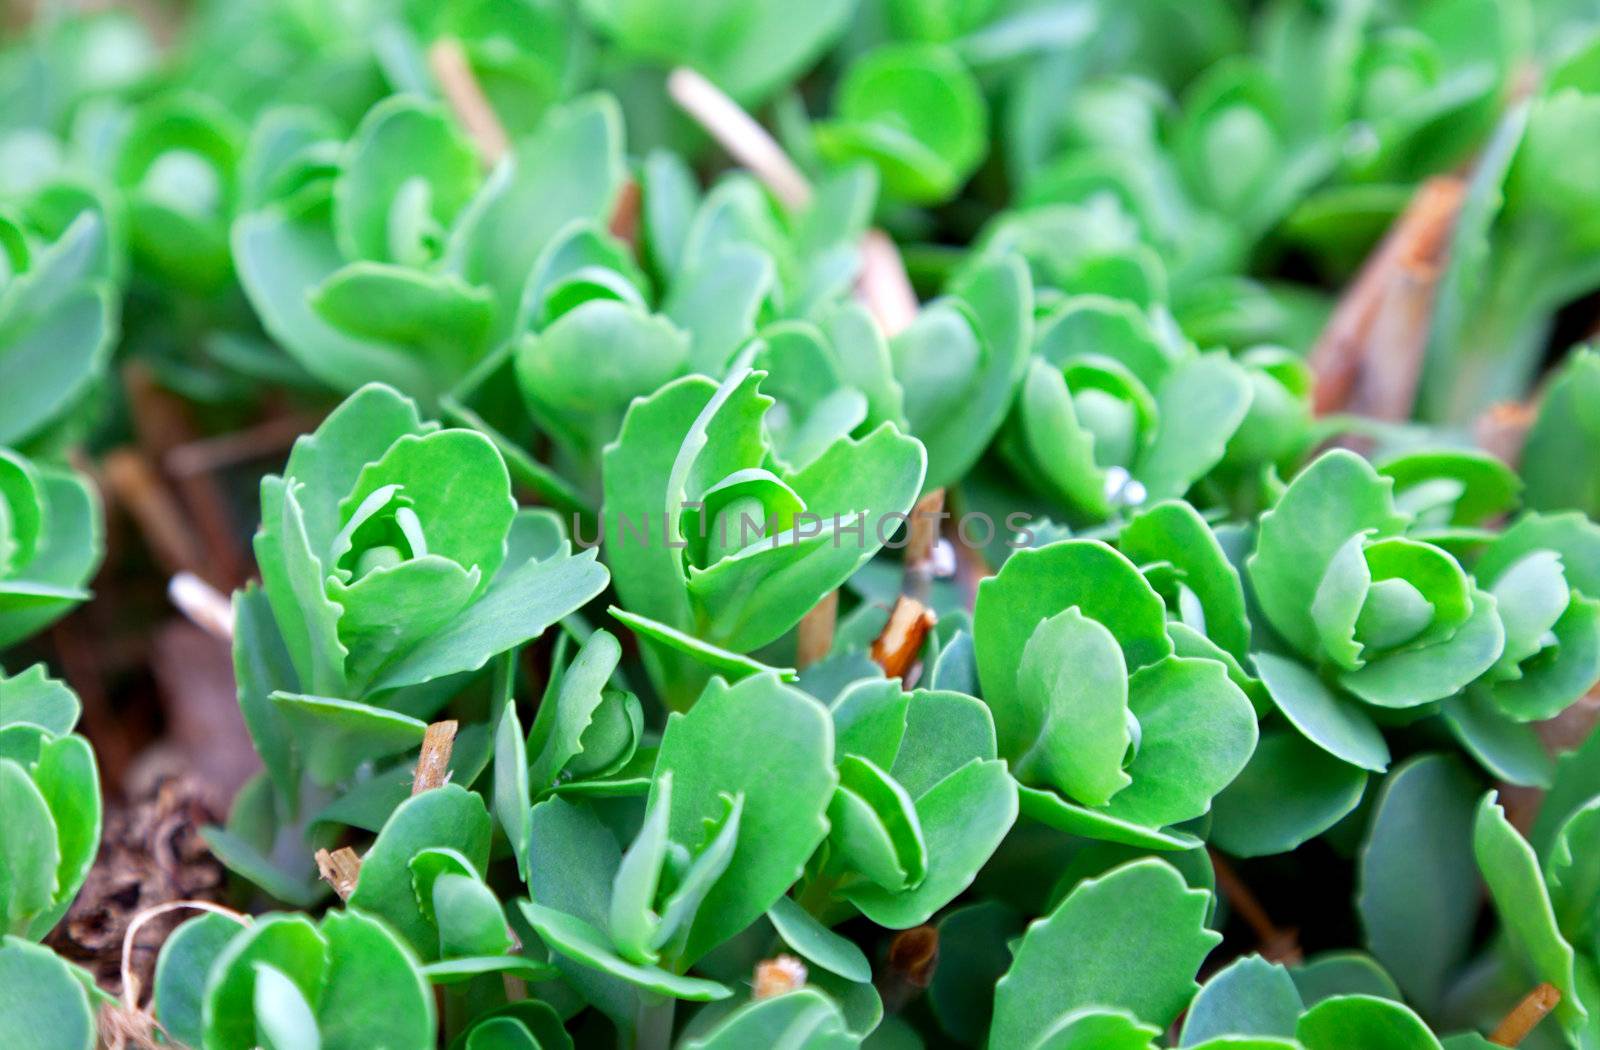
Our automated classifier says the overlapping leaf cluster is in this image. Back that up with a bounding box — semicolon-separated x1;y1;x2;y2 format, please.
6;1;1600;1049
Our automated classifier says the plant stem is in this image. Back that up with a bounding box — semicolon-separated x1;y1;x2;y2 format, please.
634;995;676;1050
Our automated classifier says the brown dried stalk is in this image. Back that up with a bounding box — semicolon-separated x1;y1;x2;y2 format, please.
871;595;937;681
101;449;208;578
1491;983;1561;1046
1475;399;1538;467
902;488;946;602
429;38;509;167
1309;176;1466;419
796;590;839;669
412;720;459;794
1209;850;1302;964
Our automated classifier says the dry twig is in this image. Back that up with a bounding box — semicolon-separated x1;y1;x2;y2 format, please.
1309;176;1466;419
429;38;510;167
167;572;236;642
413;720;459;794
796;590;839;669
1209;850;1302;964
1491;983;1561;1046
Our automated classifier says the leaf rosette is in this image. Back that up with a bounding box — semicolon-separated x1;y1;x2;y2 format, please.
236;93;626;402
796;679;1018;930
603;367;925;707
0;445;103;648
1246;450;1510;772
975;538;1258;849
0;665;100;941
242;382;607;797
1468;512;1600;723
151;908;435;1050
998;295;1256;525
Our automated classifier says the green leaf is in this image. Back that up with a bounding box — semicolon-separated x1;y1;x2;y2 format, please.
269;693;426;786
0;937;93;1050
1098;657;1257;830
1136;353;1253;502
894;254;1031;489
609;607;798;686
1548;798;1600;948
991;859;1221;1047
1521;348;1600;519
1295;995;1443;1050
1253;652;1389;771
1180;955;1304;1045
1033;1008;1162;1049
0;665;78;735
843;757;1017;928
1248;450;1409;660
332;97;478;265
678;988;858;1049
1010;606;1131;805
24;733;99;938
977;539;1173;756
515;900;730;1001
1017;785;1205;851
1356;755;1481;1015
0;759;58;936
652;674;837;963
448;94;623;339
0;214;115;447
1120;500;1253;664
203;914;329;1050
315;910;435;1050
233;207;437;396
1211;729;1368;857
347;785;493;960
527;629;623;794
1290;953;1402;1007
368;547;608;693
1441;689;1554;788
155;913;246;1048
493;696;532;882
609;769;673;964
253;963;320;1050
1474;793;1586;1033
816;44;988;204
767;895;871;983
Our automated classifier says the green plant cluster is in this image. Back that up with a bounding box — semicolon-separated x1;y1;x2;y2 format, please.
5;0;1600;1048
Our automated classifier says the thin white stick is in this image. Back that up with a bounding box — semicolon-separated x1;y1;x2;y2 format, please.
167;572;235;642
667;67;813;210
121;900;251;1009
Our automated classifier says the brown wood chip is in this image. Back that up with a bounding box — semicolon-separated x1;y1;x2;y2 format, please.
315;847;363;901
871;595;937;681
412;720;459;795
